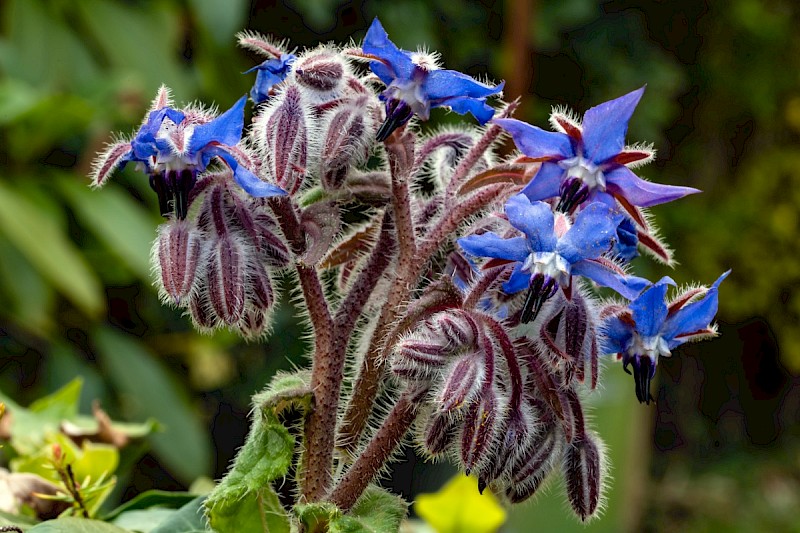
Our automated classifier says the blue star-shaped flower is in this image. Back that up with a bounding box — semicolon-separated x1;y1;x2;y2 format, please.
494;88;699;210
92;90;285;218
603;271;729;403
363;18;504;141
245;53;296;104
458;193;648;322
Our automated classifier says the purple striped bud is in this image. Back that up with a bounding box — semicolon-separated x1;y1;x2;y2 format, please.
460;389;500;475
292;50;347;98
248;262;274;311
188;291;218;331
318;97;372;190
435;311;477;347
479;406;535;488
392;338;449;379
206;235;247;325
422;410;459;457
154;220;203;305
253;213;290;267
563;432;605;522
238;307;268;340
508;425;561;504
438;352;485;412
254;86;308;195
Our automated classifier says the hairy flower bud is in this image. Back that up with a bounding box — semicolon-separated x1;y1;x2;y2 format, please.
422;410;459;457
460;388;500;475
188;291;218;331
563;431;605;522
154;219;203;305
238;307;269;340
253;213;290;267
318;97;372;190
292;50;347;99
248;262;275;311
435;310;477;347
392;338;449;379
508;422;561;503
438;352;485;412
206;235;247;325
254;85;309;195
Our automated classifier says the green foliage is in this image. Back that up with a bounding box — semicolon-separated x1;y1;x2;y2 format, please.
28;518;130;533
295;486;407;533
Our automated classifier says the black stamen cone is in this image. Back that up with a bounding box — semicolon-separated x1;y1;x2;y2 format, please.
477;477;488;495
173;169;196;220
520;274;558;323
376;99;414;142
149;173;172;218
630;355;656;404
556;177;589;214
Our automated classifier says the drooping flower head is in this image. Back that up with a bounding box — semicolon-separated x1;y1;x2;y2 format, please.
90;87;285;219
245;53;296;104
362;18;504;141
603;271;729;403
494;88;699;212
458;193;648;322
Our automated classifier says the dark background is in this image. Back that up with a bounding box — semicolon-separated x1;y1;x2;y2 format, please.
1;0;798;531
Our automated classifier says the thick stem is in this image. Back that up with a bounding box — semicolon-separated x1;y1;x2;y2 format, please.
463;264;509;310
328;386;424;512
269;196;337;501
339;183;512;450
386;130;417;259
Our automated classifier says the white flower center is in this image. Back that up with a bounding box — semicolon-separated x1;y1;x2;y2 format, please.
522;251;571;286
386;77;430;119
558;156;606;190
628;333;671;361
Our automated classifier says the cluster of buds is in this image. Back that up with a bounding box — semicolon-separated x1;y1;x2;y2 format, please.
90;16;727;524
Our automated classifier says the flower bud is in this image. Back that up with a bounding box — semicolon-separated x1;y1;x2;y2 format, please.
422;410;459;457
318;97;372;190
392;338;449;379
237;307;269;340
154;219;204;305
206;235;247;325
188;291;218;331
437;352;484;412
248;262;275;311
292;50;347;99
563;431;605;522
253;213;290;267
460;388;500;475
254;85;309;195
435;310;477;347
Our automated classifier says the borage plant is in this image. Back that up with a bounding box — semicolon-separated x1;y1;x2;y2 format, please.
90;17;727;532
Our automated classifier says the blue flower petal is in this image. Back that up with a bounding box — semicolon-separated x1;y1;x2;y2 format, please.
520;162;565;202
131;107;186;161
425;70;502;100
494;118;573;160
603;316;633;354
605;166;700;207
629;277;674;337
209;146;287;197
557;202;620;264
662;270;729;347
581;87;644;164
504;195;556;253
502;263;532;294
363;18;414;83
246;54;295;104
188;96;247;155
571;260;651;300
458;233;530;263
437;95;496;124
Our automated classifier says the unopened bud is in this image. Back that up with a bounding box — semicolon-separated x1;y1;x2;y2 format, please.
255;86;308;195
206;236;247;325
563;432;604;522
292;50;347;97
423;410;459;457
238;307;268;340
188;291;218;331
438;352;485;412
435;311;477;348
154;220;203;305
253;213;290;267
392;338;449;379
460;389;500;475
248;263;274;311
319;98;372;190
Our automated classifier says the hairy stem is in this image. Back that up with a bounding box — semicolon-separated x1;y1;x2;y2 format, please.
339;183;511;451
329;386;425;512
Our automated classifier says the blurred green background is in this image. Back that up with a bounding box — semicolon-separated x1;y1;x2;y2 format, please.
1;0;798;531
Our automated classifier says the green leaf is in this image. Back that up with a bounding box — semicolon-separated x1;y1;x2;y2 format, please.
207;486;290;533
27;518;129;533
103;490;199;522
251;371;313;417
0;509;38;528
0;237;54;334
112;508;177;532
0;378;82;455
205;403;294;531
0;182;104;317
150;496;207;533
57;177;156;281
328;486;408;533
414;475;505;533
93;327;212;483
